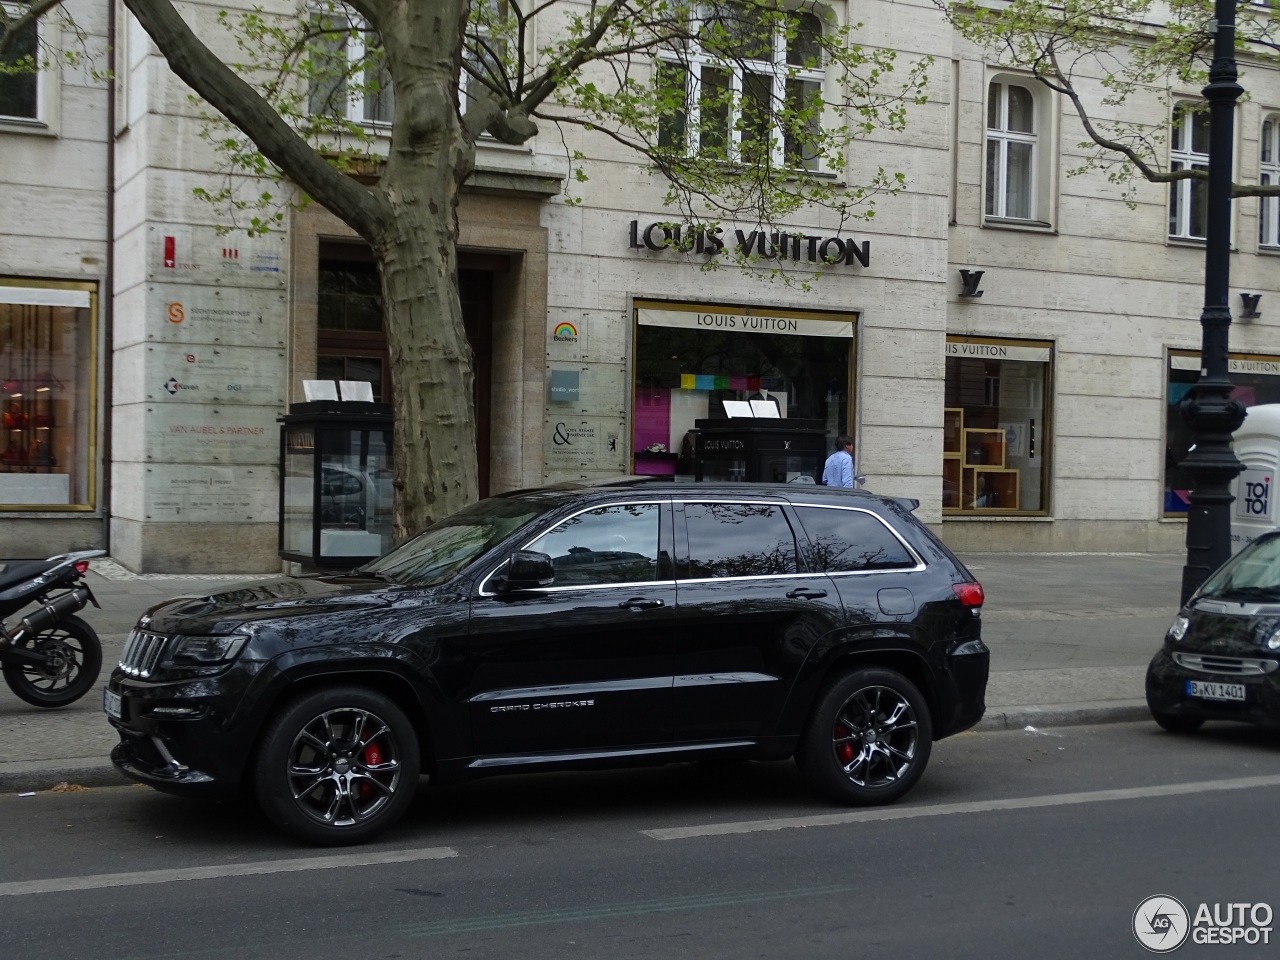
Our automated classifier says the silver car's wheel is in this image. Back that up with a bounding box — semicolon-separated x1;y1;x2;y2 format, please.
797;668;932;806
255;687;419;845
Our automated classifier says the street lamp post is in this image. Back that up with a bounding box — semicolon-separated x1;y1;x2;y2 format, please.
1178;0;1247;605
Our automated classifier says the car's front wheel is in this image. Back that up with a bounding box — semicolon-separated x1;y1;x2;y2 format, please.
254;687;420;846
797;667;932;806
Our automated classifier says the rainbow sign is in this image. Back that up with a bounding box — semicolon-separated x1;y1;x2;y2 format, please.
553;322;578;339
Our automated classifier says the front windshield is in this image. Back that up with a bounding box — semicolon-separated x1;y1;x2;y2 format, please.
1198;534;1280;601
363;497;548;586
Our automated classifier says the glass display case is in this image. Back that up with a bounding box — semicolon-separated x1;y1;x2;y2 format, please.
279;400;394;566
692;419;827;484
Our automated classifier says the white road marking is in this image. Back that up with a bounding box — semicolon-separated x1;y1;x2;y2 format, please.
0;846;458;897
642;774;1280;840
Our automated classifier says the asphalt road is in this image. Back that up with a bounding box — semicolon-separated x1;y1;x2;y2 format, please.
2;722;1279;959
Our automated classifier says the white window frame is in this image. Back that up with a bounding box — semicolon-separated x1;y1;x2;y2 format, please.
1261;114;1280;248
0;2;52;130
307;4;393;128
1169;101;1209;241
656;3;827;172
985;80;1039;222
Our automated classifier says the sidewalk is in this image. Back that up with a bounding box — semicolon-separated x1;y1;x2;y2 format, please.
0;552;1183;793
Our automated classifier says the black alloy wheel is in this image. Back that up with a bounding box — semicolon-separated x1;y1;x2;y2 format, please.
1;614;103;708
254;686;420;846
797;667;933;806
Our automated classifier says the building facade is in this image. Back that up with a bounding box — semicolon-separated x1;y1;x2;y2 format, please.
3;0;1279;571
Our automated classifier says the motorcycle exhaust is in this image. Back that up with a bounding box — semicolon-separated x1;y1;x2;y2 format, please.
0;585;91;648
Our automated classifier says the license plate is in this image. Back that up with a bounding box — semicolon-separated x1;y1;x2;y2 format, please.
103;688;122;719
1186;680;1245;701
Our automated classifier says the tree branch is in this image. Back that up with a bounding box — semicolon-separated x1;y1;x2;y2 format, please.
0;0;64;56
124;0;390;240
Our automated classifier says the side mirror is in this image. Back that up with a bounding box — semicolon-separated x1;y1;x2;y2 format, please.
495;550;555;592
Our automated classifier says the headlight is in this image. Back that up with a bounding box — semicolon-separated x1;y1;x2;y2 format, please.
1267;628;1280;651
169;635;248;665
1169;615;1190;642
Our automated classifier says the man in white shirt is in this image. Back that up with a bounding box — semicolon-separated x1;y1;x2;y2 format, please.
822;436;855;487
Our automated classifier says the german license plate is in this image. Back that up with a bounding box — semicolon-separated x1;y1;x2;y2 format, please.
103;688;122;719
1186;680;1245;701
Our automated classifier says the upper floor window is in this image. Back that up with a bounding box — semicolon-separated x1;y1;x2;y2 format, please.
986;81;1037;221
1261;115;1280;248
0;9;38;121
1169;102;1209;240
656;3;825;171
307;7;393;125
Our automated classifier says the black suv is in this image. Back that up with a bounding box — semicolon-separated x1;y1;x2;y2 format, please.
105;479;989;845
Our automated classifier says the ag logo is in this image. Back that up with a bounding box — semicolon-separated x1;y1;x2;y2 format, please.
1133;895;1190;953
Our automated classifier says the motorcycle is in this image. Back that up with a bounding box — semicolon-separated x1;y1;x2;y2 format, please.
0;550;104;708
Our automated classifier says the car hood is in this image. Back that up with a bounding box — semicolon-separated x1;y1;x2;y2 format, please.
1178;597;1280;656
140;574;403;635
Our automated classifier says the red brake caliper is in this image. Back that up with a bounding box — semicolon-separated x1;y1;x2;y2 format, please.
835;725;854;764
359;742;382;798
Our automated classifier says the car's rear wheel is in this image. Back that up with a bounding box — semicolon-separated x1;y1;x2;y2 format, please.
797;667;932;806
1150;710;1204;734
254;687;420;846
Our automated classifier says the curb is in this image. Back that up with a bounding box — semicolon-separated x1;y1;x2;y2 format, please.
0;758;129;794
974;700;1151;731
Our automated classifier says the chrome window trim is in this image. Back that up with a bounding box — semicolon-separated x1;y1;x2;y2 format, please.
788;503;927;574
476;499;671;597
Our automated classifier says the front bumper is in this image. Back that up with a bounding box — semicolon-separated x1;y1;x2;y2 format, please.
105;665;267;799
1146;648;1280;729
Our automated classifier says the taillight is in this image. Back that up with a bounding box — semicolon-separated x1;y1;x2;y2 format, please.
952;581;984;608
74;561;90;575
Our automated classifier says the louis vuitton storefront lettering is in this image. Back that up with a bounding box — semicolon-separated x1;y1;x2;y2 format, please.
628;220;870;268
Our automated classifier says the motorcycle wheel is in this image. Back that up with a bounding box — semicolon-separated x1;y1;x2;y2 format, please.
2;614;103;708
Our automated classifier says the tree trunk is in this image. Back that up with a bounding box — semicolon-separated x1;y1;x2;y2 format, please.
377;176;478;544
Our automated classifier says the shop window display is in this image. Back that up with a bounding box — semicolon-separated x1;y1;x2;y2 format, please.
632;301;854;480
944;338;1051;513
1165;352;1280;515
0;282;95;508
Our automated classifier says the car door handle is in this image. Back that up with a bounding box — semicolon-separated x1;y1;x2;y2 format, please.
619;597;665;610
786;588;828;600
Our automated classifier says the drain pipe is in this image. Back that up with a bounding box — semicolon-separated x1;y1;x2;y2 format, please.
101;1;117;556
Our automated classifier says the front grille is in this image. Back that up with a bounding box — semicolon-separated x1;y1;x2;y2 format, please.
120;629;169;678
1173;653;1278;676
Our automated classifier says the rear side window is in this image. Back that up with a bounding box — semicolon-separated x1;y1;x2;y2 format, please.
683;502;798;578
793;506;917;572
527;503;665;586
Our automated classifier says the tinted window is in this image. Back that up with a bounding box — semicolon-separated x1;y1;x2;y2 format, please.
794;506;916;572
683;502;797;578
528;503;664;586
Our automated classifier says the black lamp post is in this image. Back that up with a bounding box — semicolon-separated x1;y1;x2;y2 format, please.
1178;0;1247;605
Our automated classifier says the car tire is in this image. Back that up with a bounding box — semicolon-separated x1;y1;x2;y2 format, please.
1150;710;1204;734
253;686;420;846
796;667;932;806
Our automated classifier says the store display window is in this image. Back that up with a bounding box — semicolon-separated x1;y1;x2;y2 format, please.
632;300;855;479
1164;351;1280;515
944;337;1052;514
0;281;96;509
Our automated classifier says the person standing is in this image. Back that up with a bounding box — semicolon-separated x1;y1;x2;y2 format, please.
822;435;855;487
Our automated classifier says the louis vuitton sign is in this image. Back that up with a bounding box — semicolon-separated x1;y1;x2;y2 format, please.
628;220;870;268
